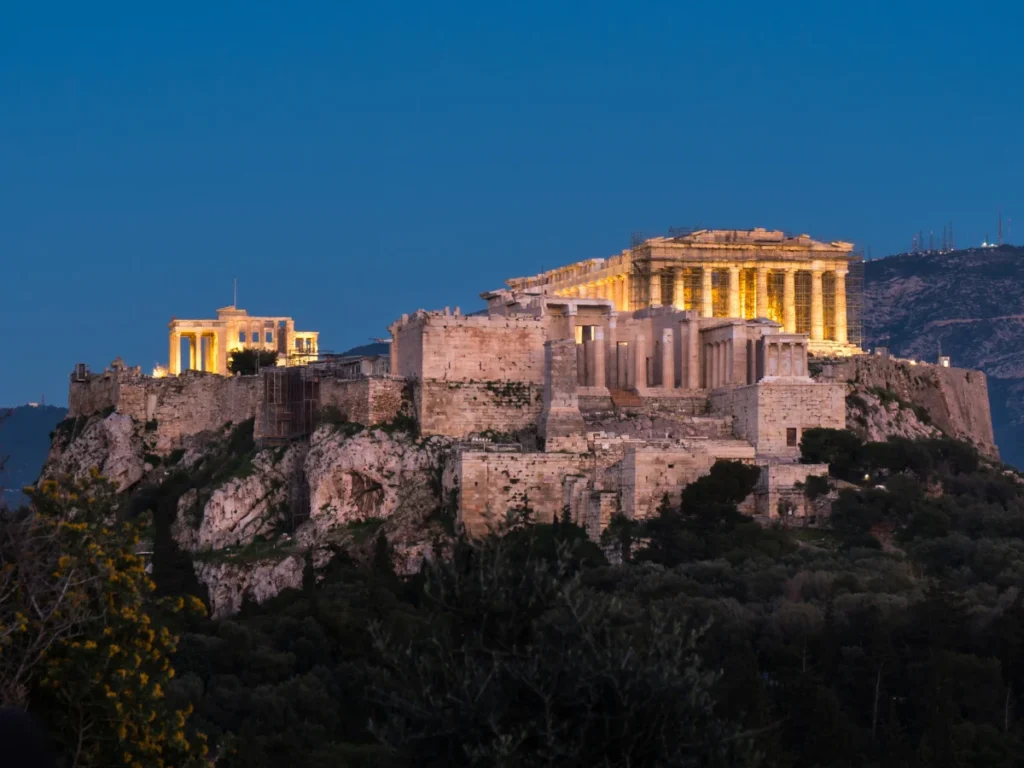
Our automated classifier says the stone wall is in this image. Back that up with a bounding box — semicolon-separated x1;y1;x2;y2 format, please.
621;441;756;520
68;370;263;453
416;380;543;438
68;372;122;417
320;377;406;427
817;356;998;458
712;381;846;458
394;313;547;382
755;462;829;520
456;450;594;535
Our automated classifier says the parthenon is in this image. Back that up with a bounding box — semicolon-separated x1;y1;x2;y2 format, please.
506;228;859;356
167;306;319;375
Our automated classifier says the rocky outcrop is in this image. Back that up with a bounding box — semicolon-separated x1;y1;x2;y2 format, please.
164;425;455;616
41;413;145;491
817;355;998;458
864;247;1024;466
194;556;305;618
173;446;303;552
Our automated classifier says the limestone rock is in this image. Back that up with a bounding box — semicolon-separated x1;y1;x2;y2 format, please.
41;413;144;491
172;447;301;553
846;386;940;444
300;426;453;552
194;556;304;618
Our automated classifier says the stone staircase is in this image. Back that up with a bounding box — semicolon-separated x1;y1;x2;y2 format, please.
609;389;644;410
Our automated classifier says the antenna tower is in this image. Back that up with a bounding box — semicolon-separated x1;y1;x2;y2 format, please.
929;230;934;252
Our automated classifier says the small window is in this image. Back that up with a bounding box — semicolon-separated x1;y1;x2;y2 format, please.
265;332;273;343
786;428;798;447
239;331;246;343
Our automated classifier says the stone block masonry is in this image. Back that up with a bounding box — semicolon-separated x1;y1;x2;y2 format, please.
320;377;406;427
416;380;543;438
457;451;594;536
712;381;845;458
392;312;547;382
755;462;829;520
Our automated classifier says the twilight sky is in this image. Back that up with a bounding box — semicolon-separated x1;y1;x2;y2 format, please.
3;0;1023;406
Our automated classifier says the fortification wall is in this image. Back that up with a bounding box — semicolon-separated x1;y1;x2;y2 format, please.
817;356;998;458
712;381;846;458
416;380;543;438
68;373;121;417
320;377;406;427
457;451;594;535
394;314;547;382
68;371;263;453
755;462;829;520
621;441;756;521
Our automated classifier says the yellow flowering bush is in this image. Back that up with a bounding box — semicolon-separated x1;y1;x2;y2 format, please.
2;474;210;767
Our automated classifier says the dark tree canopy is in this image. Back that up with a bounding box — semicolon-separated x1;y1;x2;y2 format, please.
227;349;278;375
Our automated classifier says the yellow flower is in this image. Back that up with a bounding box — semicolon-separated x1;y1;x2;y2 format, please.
84;640;97;650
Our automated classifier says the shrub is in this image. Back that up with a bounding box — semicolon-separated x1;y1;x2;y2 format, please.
228;349;278;375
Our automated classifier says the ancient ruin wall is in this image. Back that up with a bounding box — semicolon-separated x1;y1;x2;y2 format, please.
415;380;543;438
456;451;594;536
320;378;406;426
69;371;263;452
817;356;998;458
395;314;547;382
712;382;846;458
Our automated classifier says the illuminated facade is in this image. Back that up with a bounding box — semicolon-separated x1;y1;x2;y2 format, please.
506;228;859;356
168;306;319;375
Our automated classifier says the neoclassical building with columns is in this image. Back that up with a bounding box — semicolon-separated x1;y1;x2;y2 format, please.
506;228;859;357
167;306;319;375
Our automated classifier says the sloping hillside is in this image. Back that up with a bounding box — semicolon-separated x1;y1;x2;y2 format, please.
864;246;1024;467
0;404;68;508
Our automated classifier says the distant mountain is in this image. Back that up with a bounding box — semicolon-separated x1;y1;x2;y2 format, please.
339;342;390;357
864;246;1024;467
0;404;67;508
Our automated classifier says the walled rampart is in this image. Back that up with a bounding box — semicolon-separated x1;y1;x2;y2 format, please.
456;450;594;535
817;356;998;458
712;381;846;458
392;312;546;382
320;377;406;426
621;441;756;520
754;462;829;520
416;380;543;438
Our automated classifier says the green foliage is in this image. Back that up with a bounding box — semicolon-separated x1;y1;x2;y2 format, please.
227;349;278;376
803;473;832;500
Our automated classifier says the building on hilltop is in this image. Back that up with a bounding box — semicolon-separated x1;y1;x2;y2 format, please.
506;228;862;357
167;306;319;375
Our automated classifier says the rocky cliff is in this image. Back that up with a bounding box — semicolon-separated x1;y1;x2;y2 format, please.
864;246;1024;467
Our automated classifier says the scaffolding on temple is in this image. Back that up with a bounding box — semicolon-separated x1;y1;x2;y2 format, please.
846;252;865;350
794;272;811;335
261;366;321;446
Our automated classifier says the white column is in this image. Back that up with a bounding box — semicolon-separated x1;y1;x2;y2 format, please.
169;330;181;375
687;318;700;389
728;267;741;318
634;334;646;389
661;328;674;389
756;268;769;320
649;272;662;307
834;269;848;344
702;267;714;317
593;327;606;389
783;269;797;333
810;267;824;342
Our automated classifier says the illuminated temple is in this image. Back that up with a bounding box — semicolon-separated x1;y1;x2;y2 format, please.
506;228;860;356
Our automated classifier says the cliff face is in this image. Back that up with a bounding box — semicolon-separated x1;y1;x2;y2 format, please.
817;356;998;458
864;246;1024;466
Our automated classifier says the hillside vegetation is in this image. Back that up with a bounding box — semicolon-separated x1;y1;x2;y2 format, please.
11;426;1024;766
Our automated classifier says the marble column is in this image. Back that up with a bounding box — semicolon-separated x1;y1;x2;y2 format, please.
687;317;700;389
783;269;797;333
810;268;824;342
834;269;848;344
701;267;714;318
593;327;606;388
189;334;199;371
661;328;674;389
649;272;662;308
728;266;741;318
169;331;181;375
726;338;734;385
621;274;630;312
674;268;686;309
756;268;769;319
634;334;647;389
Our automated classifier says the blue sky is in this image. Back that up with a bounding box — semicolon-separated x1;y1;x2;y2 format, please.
3;0;1023;405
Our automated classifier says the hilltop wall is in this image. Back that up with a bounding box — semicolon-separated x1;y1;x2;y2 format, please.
817;356;999;459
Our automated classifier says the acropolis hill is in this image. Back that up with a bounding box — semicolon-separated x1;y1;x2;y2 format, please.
46;227;999;614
